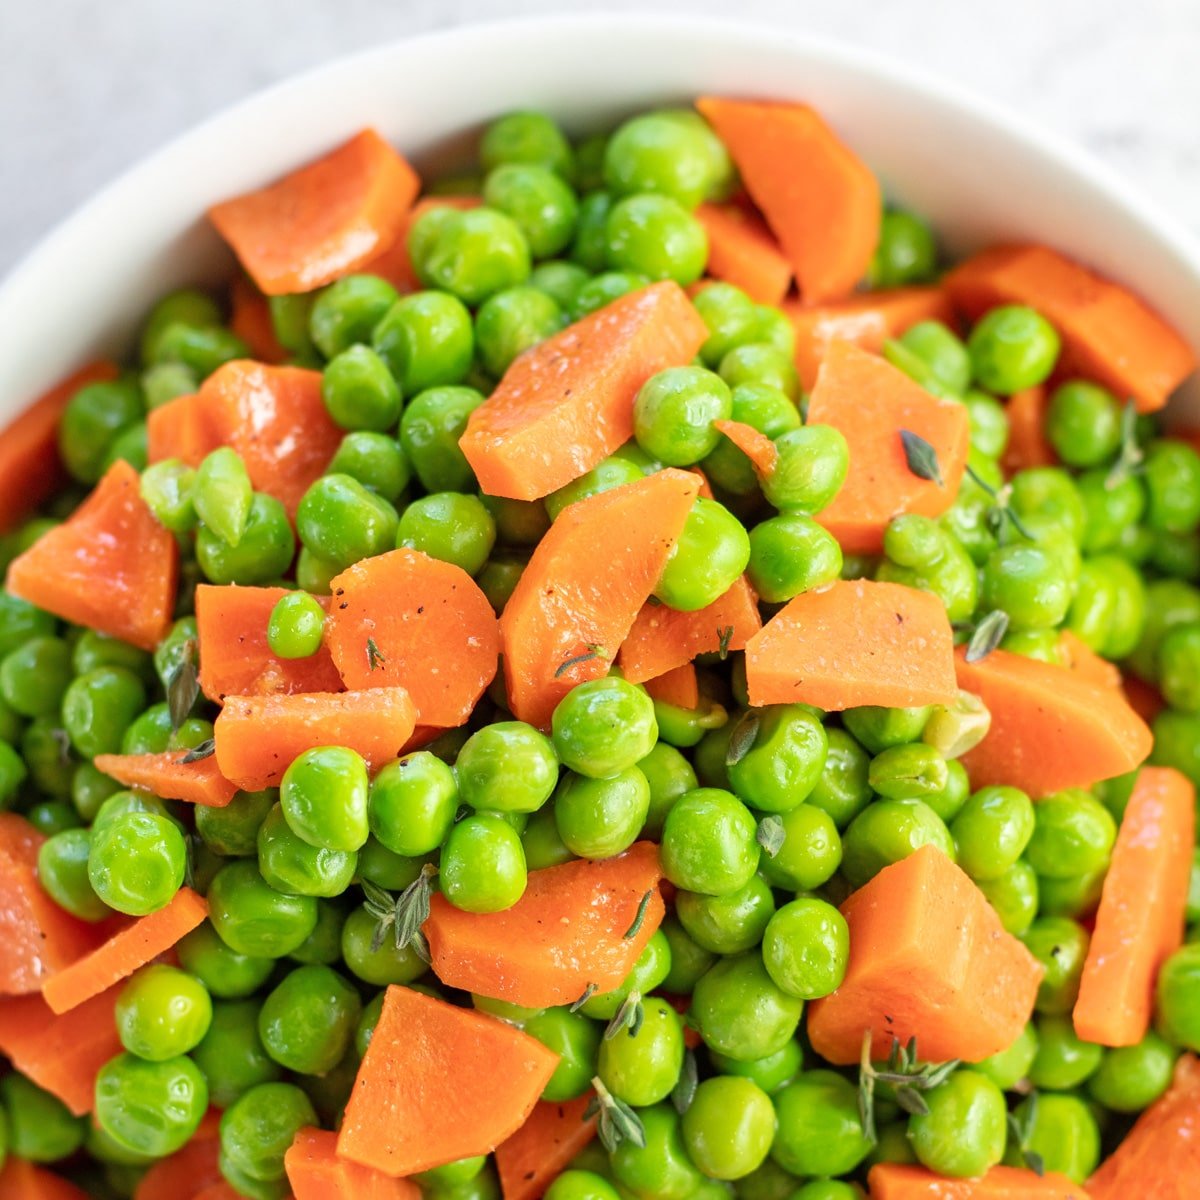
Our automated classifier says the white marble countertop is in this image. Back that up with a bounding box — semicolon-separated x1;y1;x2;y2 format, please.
3;0;1198;274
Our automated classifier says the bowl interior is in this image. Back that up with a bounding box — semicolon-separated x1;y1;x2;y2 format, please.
4;15;1200;420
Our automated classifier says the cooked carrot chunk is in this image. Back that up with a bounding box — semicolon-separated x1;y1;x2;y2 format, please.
495;1096;598;1200
1002;385;1057;473
0;1158;92;1200
712;419;778;477
286;1127;420;1200
92;751;238;808
695;203;792;305
868;1162;1091;1198
644;663;701;710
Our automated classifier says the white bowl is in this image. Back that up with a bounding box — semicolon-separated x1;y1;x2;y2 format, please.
4;14;1200;421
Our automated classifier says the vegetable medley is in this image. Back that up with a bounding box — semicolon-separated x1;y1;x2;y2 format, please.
3;94;1200;1200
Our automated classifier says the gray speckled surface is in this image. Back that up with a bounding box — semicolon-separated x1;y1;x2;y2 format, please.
3;0;1198;273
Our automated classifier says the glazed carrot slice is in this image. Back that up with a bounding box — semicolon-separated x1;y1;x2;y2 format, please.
425;842;664;1008
696;98;881;303
745;579;958;712
0;1159;91;1200
495;1096;598;1200
868;1163;1091;1198
695;203;792;305
956;645;1153;796
618;575;761;685
146;392;216;466
324;549;499;728
195;584;344;703
134;1112;224;1200
0;987;122;1115
805;339;971;554
338;985;560;1177
42;887;207;1015
6;460;178;651
644;663;700;710
0;361;119;535
209;129;420;295
198;361;342;517
0;812;45;868
358;195;482;292
286;1127;421;1200
500;470;699;729
784;288;953;390
1058;629;1122;691
712;419;777;476
944;243;1196;413
1002;385;1057;474
1074;767;1194;1046
213;687;417;791
807;845;1043;1065
93;751;238;808
460;281;708;500
229;276;286;364
1088;1053;1200;1197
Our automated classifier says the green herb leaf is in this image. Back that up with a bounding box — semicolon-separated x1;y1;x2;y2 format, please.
966;466;1037;543
1025;1150;1046;1177
555;643;608;679
756;815;786;859
1007;1093;1045;1176
178;739;215;764
857;1031;960;1145
362;863;437;956
569;983;596;1013
725;711;760;768
588;1077;647;1153
1106;399;1144;491
623;890;654;940
965;610;1009;663
716;625;735;660
50;727;73;766
900;429;944;487
604;990;644;1041
671;1049;698;1115
366;637;387;672
857;1032;879;1145
166;639;199;732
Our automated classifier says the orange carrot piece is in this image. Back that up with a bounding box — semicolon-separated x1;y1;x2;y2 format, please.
694;203;792;305
460;282;708;500
209;129;420;295
338;985;560;1177
0;987;122;1115
1073;767;1194;1046
0;361;119;535
784;288;953;390
806;339;971;554
0;1159;91;1200
1002;385;1057;474
500;470;700;729
357;195;482;292
945;244;1196;413
955;646;1153;796
195;584;344;703
191;1186;242;1200
214;687;417;791
42;887;207;1015
745;579;957;712
6;460;178;651
425;843;664;1008
696;98;881;303
134;1112;224;1200
712;418;778;476
807;845;1043;1065
0;812;45;868
199;361;342;517
1123;674;1166;726
619;575;761;685
146;391;216;467
495;1096;598;1200
324;549;499;728
229;276;286;364
1087;1054;1200;1197
644;664;700;710
286;1127;421;1200
868;1162;1091;1198
1058;630;1122;691
93;751;238;808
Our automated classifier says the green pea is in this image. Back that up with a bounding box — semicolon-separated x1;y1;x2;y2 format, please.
194;446;252;548
26;800;80;835
197;492;294;585
660;787;760;896
140;288;222;362
899;321;971;394
328;431;412;504
399;385;485;493
207;860;318;958
1010;466;1088;546
841;799;955;887
771;1070;872;1177
762;896;849;1000
568;191;613;271
481;111;573;177
605;194;706;285
693;284;760;368
545;457;645;523
869;210;937;288
0;1073;86;1161
261;592;324;661
804;729;872;830
340;904;428;986
278;745;369;852
421;207;532;305
758;803;843;891
731;1159;801;1200
1028;1015;1102;1091
760;426;848;515
1144;438;1200;533
610;1103;707;1200
545;1170;621;1200
62;665;146;758
21;716;75;798
455;722;557;815
976;1022;1038;1091
0;590;56;657
949;785;1035;881
982;543;1072;630
677;874;776;955
516;804;571;870
483;164;579;259
1;635;71;717
190;1000;277;1112
527;259;590;310
877;514;979;624
474;286;563;378
441;813;527;913
374;292;474;395
1156;942;1200;1049
725;706;827;815
679;1075;775;1181
190;789;270;859
1023;916;1090;1014
36;828;109;920
296;474;397;570
396;492;496;575
309;274;398;360
597;997;684;1108
554;767;650;859
1077;469;1146;554
908;1069;1006;1178
962;389;1010;460
256;963;361;1076
257;803;358;897
1025;789;1116;880
523;1008;601;1103
367;751;458;856
654;497;751;612
580;930;672;1021
691;952;803;1062
604;111;723;208
220;1081;316;1184
1005;1092;1099;1183
633;366;732;466
635;743;698;840
719;343;800;400
1088;1031;1177;1112
115;963;212;1060
789;1184;864;1200
868;743;949;803
176;920;273;1000
551;677;656;779
59;378;144;483
968;305;1061;394
88;811;186;916
321;345;404;434
288;898;348;966
748;513;843;604
709;1041;802;1099
151;321;248;378
0;736;26;810
94;1052;207;1158
1045;381;1123;466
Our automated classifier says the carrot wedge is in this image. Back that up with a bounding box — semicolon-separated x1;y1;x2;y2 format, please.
868;1162;1091;1198
424;843;664;1008
695;203;792;305
0;361;119;535
133;1111;223;1200
229;276;286;364
945;244;1196;413
324;549;499;728
619;575;761;685
1073;767;1194;1046
6;460;178;651
0;812;45;868
712;419;777;476
805;339;970;554
696;98;881;303
42;887;208;1015
213;687;417;791
745;579;957;711
956;646;1153;796
286;1127;421;1200
146;391;216;467
1058;629;1122;691
783;288;953;390
1087;1053;1200;1197
0;988;122;1116
495;1096;598;1200
806;845;1043;1065
500;470;699;728
644;663;700;710
460;281;707;500
0;1159;91;1200
209;129;420;295
195;584;344;703
1002;385;1057;473
93;751;238;808
338;985;560;1177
